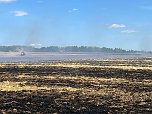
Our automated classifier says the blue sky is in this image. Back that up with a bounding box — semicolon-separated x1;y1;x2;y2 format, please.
0;0;152;50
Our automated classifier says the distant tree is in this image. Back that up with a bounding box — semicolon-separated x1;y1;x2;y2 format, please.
0;45;140;53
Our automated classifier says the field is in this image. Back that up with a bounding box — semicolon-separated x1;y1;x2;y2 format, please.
0;58;152;113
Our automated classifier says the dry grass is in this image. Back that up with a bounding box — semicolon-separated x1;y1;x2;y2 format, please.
1;74;151;104
0;81;80;92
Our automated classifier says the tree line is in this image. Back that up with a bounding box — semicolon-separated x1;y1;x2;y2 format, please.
0;45;139;53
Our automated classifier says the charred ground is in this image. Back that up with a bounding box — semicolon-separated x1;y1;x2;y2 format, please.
0;58;152;113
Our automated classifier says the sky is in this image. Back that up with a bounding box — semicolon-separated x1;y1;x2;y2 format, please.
0;0;152;50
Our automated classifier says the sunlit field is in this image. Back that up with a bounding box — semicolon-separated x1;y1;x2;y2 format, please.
0;58;152;113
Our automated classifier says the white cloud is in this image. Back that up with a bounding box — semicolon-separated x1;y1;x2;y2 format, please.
11;10;28;16
109;24;126;28
72;8;79;11
37;44;42;46
68;8;79;13
30;44;42;47
30;44;36;46
0;0;16;3
121;29;137;33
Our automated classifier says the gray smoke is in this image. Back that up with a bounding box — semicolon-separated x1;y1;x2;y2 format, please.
141;36;152;51
25;22;42;47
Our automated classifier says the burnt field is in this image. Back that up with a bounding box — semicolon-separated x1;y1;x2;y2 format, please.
0;58;152;114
